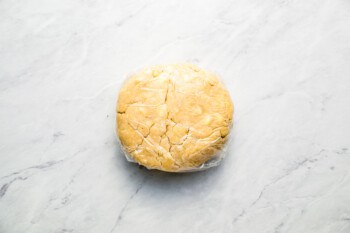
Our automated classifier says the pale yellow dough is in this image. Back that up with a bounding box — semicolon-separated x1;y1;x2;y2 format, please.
116;64;233;172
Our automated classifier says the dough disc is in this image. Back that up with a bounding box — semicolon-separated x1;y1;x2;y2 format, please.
117;64;233;172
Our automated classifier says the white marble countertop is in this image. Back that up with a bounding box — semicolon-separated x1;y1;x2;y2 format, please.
1;0;350;232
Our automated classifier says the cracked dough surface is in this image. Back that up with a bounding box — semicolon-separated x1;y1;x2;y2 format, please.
116;64;233;172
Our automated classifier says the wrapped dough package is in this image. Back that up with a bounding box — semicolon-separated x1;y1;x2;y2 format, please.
116;64;234;172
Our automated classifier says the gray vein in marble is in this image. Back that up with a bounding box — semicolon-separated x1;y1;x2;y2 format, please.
109;177;148;233
0;176;28;199
115;2;152;28
1;148;87;181
0;160;64;181
273;222;284;233
232;149;327;224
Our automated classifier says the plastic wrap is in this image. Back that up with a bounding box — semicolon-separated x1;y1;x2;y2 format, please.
115;64;234;172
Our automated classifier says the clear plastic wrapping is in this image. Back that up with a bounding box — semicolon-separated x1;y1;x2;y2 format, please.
115;64;233;172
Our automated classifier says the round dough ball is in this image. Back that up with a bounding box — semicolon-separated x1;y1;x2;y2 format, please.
116;64;233;172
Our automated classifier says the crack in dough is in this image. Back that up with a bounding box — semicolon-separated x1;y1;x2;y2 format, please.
117;64;233;172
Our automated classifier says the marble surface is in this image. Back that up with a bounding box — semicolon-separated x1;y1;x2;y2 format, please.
1;0;350;232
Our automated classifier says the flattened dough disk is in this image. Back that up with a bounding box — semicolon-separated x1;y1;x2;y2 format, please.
117;64;233;172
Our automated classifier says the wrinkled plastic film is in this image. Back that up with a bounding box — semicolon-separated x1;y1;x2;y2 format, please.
115;64;234;173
